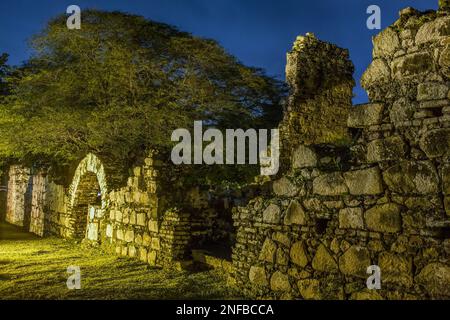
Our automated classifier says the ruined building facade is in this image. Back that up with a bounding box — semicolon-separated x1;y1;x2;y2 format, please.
1;1;450;299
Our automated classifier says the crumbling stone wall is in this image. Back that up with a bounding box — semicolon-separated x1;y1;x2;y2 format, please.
5;165;31;227
1;152;206;269
232;3;450;300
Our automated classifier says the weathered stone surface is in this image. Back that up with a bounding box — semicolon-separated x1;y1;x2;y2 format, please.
350;290;383;300
298;279;321;300
379;252;413;288
383;161;439;194
392;53;432;78
292;145;318;168
136;213;146;226
347;103;384;128
417;82;448;101
290;241;309;268
365;204;402;233
367;136;407;163
263;204;281;224
284;200;307;225
390;98;416;124
416;16;450;45
420;129;450;158
259;238;277;263
419;99;449;109
87;223;98;241
270;271;291;291
125;230;135;243
343;167;384;195
361;59;391;88
273;232;290;247
339;246;371;278
416;263;450;297
313;172;348;196
276;248;289;265
339;208;364;229
312;244;338;272
273;177;298;197
373;27;400;58
445;197;450;216
439;46;450;76
249;266;268;286
444;165;450;195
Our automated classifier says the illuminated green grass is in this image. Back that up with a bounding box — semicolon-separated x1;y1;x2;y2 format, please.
0;222;240;300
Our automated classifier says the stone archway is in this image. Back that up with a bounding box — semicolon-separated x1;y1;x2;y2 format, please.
67;153;108;240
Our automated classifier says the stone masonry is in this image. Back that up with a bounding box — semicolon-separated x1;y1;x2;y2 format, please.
1;0;449;300
232;2;450;300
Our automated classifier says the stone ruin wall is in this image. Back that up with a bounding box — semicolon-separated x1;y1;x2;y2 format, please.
1;0;450;300
232;4;450;300
0;152;223;270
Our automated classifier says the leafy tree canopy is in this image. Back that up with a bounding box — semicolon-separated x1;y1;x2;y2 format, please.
0;10;285;182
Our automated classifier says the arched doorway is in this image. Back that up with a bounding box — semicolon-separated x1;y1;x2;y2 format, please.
67;154;108;241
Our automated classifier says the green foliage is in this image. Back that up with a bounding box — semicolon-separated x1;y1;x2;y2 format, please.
0;10;286;182
0;53;9;97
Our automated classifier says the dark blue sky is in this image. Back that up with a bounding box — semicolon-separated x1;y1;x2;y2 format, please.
0;0;438;104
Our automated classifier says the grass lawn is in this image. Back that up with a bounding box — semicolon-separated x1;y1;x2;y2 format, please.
0;222;241;300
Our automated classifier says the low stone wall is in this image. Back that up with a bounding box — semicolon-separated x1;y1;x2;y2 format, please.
232;4;450;300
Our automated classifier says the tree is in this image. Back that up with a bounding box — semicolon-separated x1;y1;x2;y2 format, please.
0;10;286;182
0;53;9;97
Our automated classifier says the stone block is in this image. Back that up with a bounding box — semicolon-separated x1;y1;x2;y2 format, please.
290;241;309;268
379;252;413;288
284;200;307;225
339;207;364;229
383;161;439;194
392;53;432;78
272;232;291;247
259;238;277;263
373;27;400;58
365;204;402;233
137;213;146;226
416;263;450;297
313;172;348;196
367;136;407;163
417;82;448;101
298;279;321;300
273;177;299;197
263;204;281;224
312;244;338;272
416;16;450;45
125;230;135;243
339;246;371;278
270;271;291;292
343;167;384;195
390;98;416;124
348;103;384;128
420;128;450;158
249;266;268;286
148;220;159;233
292;144;318;169
361;59;391;88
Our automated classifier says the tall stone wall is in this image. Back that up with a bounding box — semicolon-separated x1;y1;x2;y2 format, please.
232;3;450;300
5;165;31;227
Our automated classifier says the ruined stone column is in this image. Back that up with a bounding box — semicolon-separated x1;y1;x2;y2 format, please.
6;165;31;227
279;33;354;171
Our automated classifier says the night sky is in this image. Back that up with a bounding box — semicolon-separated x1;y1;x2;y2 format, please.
0;0;438;104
